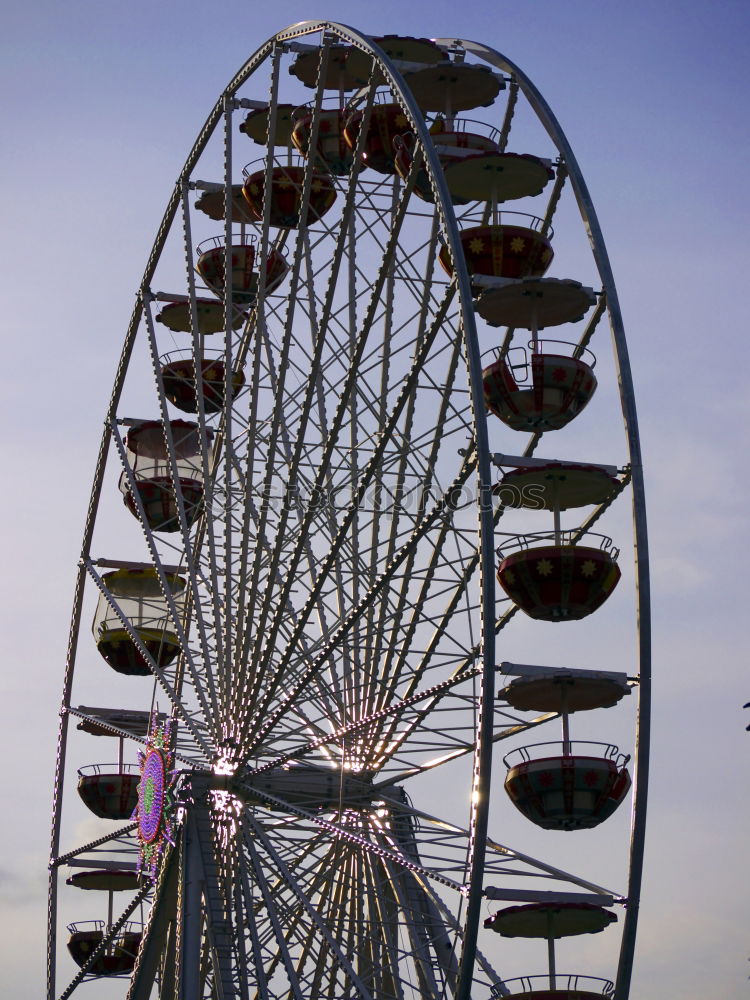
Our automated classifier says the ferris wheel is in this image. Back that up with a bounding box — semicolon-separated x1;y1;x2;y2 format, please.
47;21;650;1000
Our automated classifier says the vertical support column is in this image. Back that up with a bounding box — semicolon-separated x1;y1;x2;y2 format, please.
546;911;557;990
178;812;204;997
560;682;571;756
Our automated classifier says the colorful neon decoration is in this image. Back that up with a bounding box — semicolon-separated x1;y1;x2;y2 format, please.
136;718;177;878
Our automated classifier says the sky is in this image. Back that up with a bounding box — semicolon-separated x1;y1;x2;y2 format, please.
1;1;749;998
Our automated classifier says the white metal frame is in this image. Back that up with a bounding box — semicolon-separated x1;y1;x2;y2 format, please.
48;22;649;1000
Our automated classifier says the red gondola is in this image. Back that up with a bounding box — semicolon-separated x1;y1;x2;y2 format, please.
241;163;337;228
496;537;620;621
67;920;142;976
440;222;553;282
503;742;631;830
483;349;597;431
161;357;246;414
343;104;413;174
292;105;359;176
77;764;140;820
119;420;204;533
196;238;289;303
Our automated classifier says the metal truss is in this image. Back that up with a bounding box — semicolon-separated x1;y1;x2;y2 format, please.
48;21;649;1000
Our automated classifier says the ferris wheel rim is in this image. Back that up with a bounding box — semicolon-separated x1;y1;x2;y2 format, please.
49;23;649;1000
431;39;651;999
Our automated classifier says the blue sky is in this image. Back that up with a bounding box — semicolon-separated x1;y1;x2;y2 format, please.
2;2;748;998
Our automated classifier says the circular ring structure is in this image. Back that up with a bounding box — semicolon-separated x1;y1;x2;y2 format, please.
48;21;650;1000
